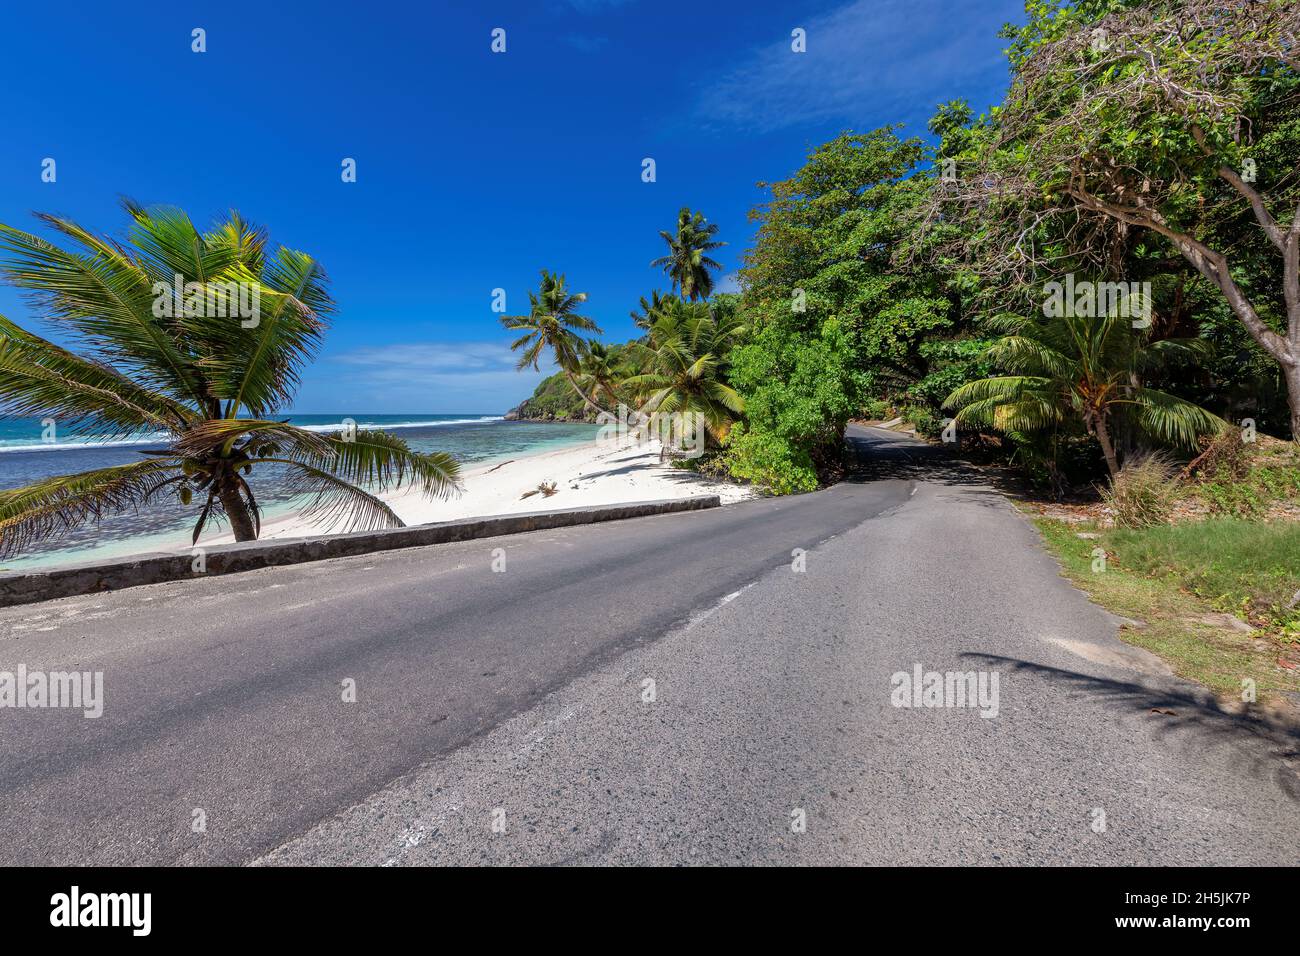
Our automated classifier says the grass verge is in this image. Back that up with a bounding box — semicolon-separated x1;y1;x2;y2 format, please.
1107;520;1300;632
1033;516;1300;709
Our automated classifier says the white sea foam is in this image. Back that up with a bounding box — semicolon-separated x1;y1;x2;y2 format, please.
0;434;169;453
296;416;504;433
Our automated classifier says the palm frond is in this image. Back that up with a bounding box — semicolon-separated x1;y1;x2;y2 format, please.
122;202;240;284
1140;336;1214;370
275;428;462;498
0;458;182;558
705;380;745;414
0;219;207;406
1131;388;1228;449
203;210;268;278
944;375;1052;410
0;316;196;435
270;460;405;533
955;395;1062;432
215;249;330;414
985;336;1075;377
173;418;334;459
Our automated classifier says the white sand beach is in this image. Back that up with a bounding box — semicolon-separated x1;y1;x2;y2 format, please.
0;430;753;572
202;433;753;546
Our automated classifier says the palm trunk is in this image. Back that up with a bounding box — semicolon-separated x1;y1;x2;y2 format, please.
563;369;608;418
1093;415;1120;480
218;484;257;542
1047;431;1066;501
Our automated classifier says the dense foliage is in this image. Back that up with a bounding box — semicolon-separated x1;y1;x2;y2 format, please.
518;0;1295;497
726;129;968;491
724;0;1295;495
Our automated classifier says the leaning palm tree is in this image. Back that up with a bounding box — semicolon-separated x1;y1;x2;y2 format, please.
575;341;622;409
650;208;725;301
624;300;745;453
944;310;1225;478
502;269;606;416
0;202;460;557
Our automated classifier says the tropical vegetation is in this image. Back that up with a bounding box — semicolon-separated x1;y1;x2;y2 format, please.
507;0;1294;504
651;207;726;301
624;299;746;448
945;311;1224;478
501;269;605;416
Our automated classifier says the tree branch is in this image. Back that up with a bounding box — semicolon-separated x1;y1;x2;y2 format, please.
1068;181;1293;365
1191;124;1286;252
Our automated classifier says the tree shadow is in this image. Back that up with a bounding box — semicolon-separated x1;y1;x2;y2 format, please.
964;652;1300;803
843;426;988;488
842;424;1104;506
573;462;658;481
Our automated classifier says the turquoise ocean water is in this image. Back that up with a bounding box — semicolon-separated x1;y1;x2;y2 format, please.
0;415;598;570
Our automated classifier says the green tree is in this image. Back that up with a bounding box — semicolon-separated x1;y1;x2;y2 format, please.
729;128;955;491
650;208;725;301
945;310;1225;478
966;0;1300;437
502;269;605;416
630;289;679;332
0;204;459;554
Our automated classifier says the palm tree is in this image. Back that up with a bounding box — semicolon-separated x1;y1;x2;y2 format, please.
944;310;1225;478
624;300;745;452
575;342;622;408
629;290;679;332
0;203;460;556
502;270;605;416
650;208;725;301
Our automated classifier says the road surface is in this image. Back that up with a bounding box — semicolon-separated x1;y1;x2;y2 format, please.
1;425;1297;865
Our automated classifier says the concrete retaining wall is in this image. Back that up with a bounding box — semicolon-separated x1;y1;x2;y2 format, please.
0;496;722;608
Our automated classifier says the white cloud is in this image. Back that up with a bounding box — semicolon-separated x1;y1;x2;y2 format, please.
716;271;742;294
695;0;1011;133
334;342;526;373
311;341;551;412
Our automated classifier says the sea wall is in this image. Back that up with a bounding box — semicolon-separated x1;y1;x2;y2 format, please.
0;496;722;607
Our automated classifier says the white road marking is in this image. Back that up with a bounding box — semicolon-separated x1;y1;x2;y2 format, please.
685;582;756;631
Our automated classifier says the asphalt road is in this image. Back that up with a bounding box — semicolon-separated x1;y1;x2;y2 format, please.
2;425;1297;865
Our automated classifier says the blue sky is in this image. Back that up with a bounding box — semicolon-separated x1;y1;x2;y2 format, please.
0;0;1024;414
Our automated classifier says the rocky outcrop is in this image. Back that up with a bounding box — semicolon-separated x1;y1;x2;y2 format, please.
504;398;598;423
507;371;599;422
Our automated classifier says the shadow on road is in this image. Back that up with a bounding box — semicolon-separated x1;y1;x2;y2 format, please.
842;425;1055;513
844;425;986;486
966;652;1300;803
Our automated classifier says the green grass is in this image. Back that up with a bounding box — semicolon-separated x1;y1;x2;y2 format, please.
1033;516;1300;706
1107;519;1300;633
